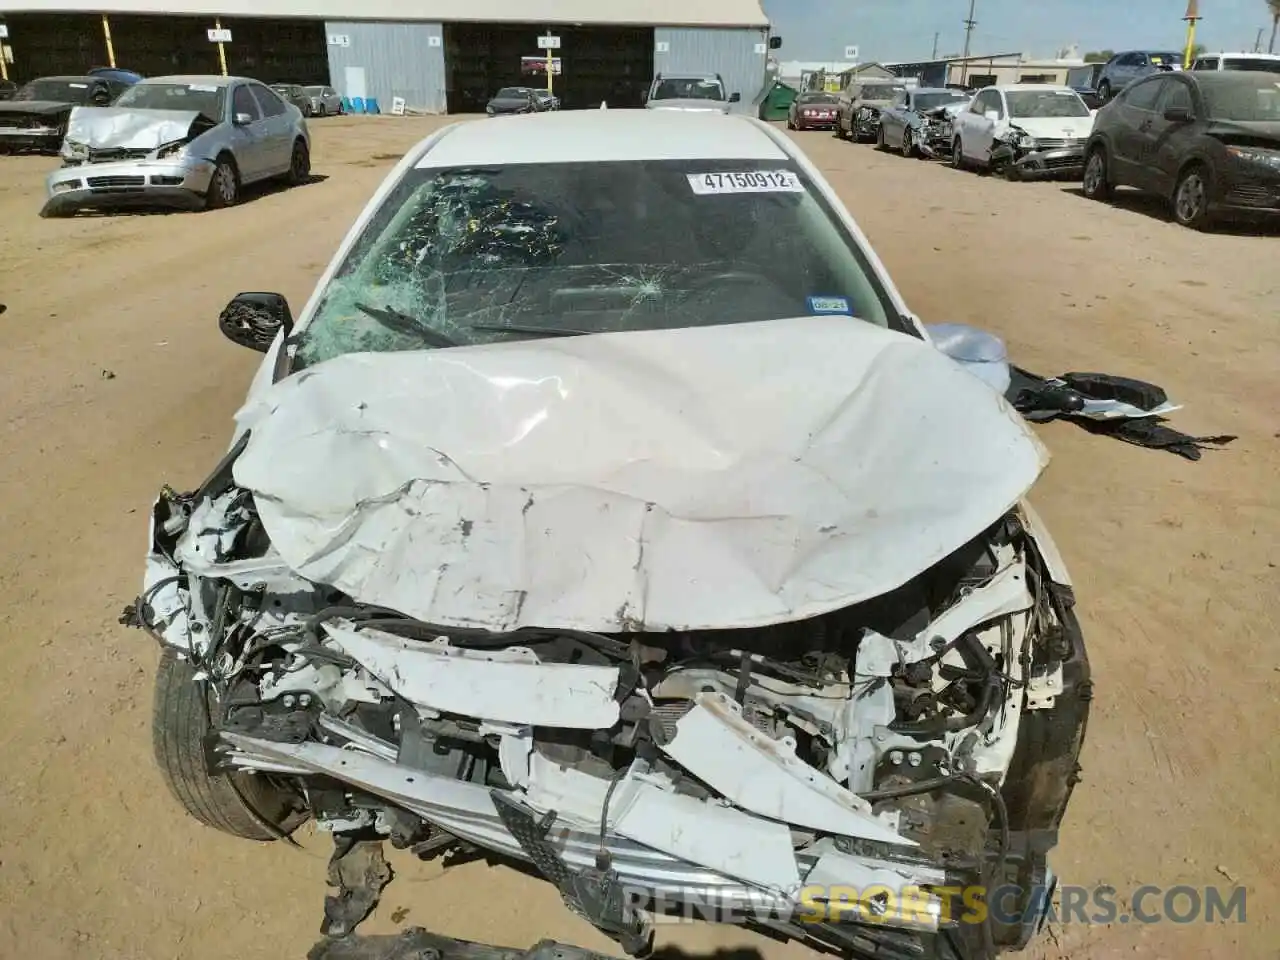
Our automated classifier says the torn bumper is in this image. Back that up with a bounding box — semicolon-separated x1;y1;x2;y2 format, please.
1007;145;1086;178
41;155;215;216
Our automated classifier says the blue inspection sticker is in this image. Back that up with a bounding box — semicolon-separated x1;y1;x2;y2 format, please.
807;295;852;316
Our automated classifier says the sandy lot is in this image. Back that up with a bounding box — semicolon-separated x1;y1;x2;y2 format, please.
0;115;1276;960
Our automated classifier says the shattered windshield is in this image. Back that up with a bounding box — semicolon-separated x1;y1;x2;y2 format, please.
1202;78;1280;121
294;159;897;368
15;79;95;102
113;82;226;119
1006;90;1090;118
653;79;726;101
913;92;969;111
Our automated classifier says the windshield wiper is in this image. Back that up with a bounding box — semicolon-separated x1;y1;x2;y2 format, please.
352;302;456;347
470;323;592;338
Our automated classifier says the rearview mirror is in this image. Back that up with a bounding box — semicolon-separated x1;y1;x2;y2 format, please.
925;322;1011;394
769;36;783;49
219;292;292;353
233;112;253;126
1163;105;1192;123
729;92;741;103
983;109;1000;122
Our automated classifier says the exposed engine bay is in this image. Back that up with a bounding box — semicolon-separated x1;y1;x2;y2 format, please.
126;468;1090;960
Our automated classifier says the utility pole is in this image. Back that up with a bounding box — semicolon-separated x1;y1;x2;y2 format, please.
932;32;940;59
960;0;977;84
1182;0;1201;69
1253;27;1263;53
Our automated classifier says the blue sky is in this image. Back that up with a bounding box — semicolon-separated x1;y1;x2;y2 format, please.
760;0;1277;62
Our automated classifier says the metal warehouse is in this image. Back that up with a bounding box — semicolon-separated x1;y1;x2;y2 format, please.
0;0;774;112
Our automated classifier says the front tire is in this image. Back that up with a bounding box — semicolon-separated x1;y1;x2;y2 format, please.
1098;81;1112;102
1082;147;1113;201
875;124;887;150
1173;164;1213;230
318;103;327;117
151;649;307;840
901;128;915;158
286;138;311;186
204;154;239;209
951;136;967;170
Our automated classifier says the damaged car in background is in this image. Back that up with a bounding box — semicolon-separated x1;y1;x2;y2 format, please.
43;74;310;217
951;85;1095;180
123;110;1091;960
877;87;974;159
0;75;124;153
836;79;909;142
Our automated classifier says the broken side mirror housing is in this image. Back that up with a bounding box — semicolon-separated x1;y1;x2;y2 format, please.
769;36;783;49
729;92;741;102
219;292;292;353
925;322;1011;395
1163;105;1192;123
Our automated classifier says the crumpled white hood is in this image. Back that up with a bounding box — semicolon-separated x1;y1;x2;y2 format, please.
66;106;205;149
233;317;1047;632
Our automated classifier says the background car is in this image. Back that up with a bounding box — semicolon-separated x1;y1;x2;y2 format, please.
951;84;1095;179
1082;70;1280;230
877;86;972;157
0;80;16;102
1096;50;1183;102
835;79;908;141
45;75;311;216
486;86;544;115
271;83;314;116
87;66;144;85
0;76;124;153
1190;52;1280;73
532;89;560;111
302;84;344;116
644;73;740;113
786;90;839;130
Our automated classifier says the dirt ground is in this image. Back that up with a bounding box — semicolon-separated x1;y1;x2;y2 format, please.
0;115;1276;960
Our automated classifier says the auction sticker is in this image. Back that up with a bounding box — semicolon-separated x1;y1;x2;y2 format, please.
688;171;804;194
807;295;852;315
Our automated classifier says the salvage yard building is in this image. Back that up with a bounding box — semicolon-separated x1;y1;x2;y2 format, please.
0;0;775;112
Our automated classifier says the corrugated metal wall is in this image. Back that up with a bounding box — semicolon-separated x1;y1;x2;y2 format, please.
653;27;770;115
323;20;446;113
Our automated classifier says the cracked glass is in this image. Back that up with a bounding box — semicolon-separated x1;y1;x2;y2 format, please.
294;159;898;368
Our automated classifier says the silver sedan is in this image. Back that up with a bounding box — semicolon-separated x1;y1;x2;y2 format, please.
303;85;344;117
43;74;311;217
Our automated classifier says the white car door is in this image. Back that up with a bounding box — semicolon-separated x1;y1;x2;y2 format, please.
965;89;1004;162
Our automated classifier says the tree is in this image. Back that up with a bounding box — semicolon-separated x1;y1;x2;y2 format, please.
1083;49;1115;62
1269;0;1280;54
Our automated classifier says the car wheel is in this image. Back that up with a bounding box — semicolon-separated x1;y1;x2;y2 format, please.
318;103;327;117
286;138;311;186
835;118;848;140
1172;164;1213;230
152;649;308;841
204;154;239;209
1098;81;1112;102
1082;147;1113;201
951;137;967;169
901;128;915;158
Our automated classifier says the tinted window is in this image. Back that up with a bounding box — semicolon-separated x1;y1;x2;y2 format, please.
252;84;287;117
1124;78;1165;111
1222;58;1280;72
295;160;898;367
1190;58;1217;71
1147;53;1181;68
798;93;838;104
14;79;98;102
652;78;725;101
1158;81;1193;115
115;81;226;120
1118;53;1142;66
232;85;261;120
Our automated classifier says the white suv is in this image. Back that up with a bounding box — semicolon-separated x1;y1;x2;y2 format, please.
1190;52;1280;73
644;73;741;113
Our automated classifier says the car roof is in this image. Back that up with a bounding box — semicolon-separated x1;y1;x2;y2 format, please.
417;110;790;168
911;87;966;95
1201;52;1280;59
30;75;100;83
139;75;242;88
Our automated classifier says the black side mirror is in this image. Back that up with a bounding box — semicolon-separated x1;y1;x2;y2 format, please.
729;92;741;103
219;292;292;352
1163;106;1192;123
769;36;783;49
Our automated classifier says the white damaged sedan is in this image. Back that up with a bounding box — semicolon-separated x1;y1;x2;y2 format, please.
127;110;1090;960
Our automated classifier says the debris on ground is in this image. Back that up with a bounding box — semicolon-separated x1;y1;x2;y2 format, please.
307;930;625;960
320;837;394;938
1006;367;1237;461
